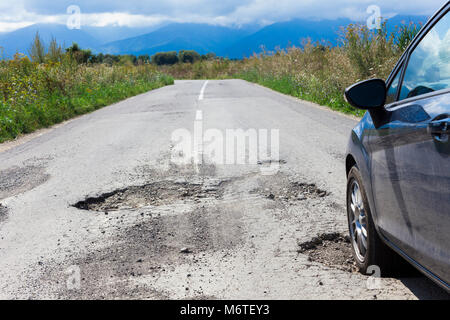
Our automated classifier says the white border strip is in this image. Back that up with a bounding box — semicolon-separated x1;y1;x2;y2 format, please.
198;80;208;100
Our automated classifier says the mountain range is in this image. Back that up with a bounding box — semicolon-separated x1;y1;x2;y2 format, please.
0;15;428;59
99;23;257;57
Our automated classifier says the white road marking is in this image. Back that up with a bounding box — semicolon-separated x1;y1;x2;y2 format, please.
198;80;209;100
196;109;203;120
194;109;204;172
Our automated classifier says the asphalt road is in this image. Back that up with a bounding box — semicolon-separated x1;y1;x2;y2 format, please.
0;80;447;299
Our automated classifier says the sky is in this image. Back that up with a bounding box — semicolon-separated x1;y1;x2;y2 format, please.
0;0;447;32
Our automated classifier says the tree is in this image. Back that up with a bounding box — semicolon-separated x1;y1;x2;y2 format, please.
152;51;178;65
119;55;136;66
66;42;80;54
201;52;216;61
137;54;150;65
98;53;105;63
66;43;93;64
179;50;201;63
90;53;104;64
29;32;46;63
47;38;63;63
103;56;115;66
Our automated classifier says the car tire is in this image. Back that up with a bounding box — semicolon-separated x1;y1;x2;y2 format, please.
347;166;408;276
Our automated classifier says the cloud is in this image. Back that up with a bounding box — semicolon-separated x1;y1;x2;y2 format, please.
0;21;34;33
20;0;250;16
0;0;447;32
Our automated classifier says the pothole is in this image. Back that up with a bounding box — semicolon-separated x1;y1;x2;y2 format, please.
297;233;357;273
259;181;329;202
72;180;226;212
0;204;7;224
257;159;287;165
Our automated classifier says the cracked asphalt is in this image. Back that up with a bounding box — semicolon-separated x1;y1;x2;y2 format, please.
0;80;448;299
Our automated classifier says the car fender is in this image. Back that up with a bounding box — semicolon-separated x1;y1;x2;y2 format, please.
345;112;380;225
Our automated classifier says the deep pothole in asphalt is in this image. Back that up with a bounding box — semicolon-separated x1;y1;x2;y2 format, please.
257;159;287;165
255;181;329;202
72;179;226;212
297;233;358;273
0;204;8;224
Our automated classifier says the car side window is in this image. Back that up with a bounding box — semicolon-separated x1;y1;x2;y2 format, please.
399;12;450;101
385;67;402;104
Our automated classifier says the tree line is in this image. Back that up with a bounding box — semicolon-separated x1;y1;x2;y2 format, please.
151;50;216;65
27;32;217;66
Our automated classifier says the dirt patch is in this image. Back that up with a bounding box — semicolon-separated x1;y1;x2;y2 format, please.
72;179;226;212
0;204;7;224
257;181;329;202
297;233;358;273
0;165;50;200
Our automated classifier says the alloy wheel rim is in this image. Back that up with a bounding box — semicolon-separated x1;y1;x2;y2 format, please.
349;180;368;262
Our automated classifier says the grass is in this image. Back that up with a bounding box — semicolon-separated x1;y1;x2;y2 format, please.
159;21;421;117
0;54;174;143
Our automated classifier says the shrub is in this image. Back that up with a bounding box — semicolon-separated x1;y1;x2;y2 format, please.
201;53;216;61
137;54;150;65
65;43;94;64
179;50;201;63
152;51;179;65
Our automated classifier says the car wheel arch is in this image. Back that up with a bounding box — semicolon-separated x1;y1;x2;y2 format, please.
346;154;357;177
345;151;381;229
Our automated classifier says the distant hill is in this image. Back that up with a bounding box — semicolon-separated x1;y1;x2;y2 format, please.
82;25;161;44
99;23;255;56
0;15;429;59
224;15;429;58
224;18;351;58
0;24;97;57
0;24;163;58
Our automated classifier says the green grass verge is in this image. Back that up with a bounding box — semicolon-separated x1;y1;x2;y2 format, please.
237;72;365;117
0;75;174;143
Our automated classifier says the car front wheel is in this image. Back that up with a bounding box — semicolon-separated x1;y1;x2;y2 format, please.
347;166;405;276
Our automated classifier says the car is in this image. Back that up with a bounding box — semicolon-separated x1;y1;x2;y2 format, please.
344;1;450;292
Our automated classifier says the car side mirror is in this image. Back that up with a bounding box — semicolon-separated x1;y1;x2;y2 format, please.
344;79;387;110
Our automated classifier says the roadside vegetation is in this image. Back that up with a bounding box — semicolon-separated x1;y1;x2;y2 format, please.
157;21;422;116
0;34;174;143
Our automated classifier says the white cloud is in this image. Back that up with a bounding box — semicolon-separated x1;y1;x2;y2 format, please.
0;22;34;33
82;13;169;28
0;0;447;32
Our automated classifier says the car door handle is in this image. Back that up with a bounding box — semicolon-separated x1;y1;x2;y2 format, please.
428;118;450;135
428;116;450;142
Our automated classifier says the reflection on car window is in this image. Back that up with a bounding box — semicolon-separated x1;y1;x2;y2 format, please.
399;12;450;100
386;66;402;104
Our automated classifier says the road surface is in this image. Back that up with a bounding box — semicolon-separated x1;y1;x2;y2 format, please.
0;80;447;299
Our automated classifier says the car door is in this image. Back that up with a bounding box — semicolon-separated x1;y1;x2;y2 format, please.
370;8;450;284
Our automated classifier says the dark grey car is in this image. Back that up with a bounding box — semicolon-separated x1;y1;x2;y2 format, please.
344;2;450;292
